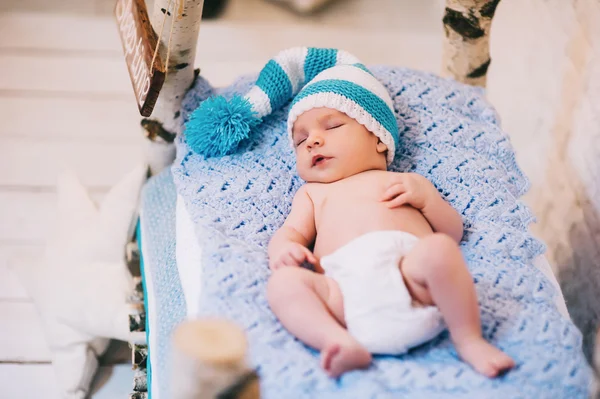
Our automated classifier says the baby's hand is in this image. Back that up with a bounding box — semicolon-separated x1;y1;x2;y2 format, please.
269;241;318;270
381;172;437;210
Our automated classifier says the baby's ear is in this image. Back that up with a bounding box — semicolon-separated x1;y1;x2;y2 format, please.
376;138;388;154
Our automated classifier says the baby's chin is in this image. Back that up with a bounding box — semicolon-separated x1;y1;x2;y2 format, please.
298;169;350;184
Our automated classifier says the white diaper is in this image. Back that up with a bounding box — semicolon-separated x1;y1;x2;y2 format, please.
321;231;446;355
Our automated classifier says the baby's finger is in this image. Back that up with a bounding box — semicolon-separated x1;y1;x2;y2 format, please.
290;247;308;263
381;183;405;201
386;193;410;208
283;252;301;266
302;248;318;264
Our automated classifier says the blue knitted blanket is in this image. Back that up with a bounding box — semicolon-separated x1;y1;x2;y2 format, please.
172;66;592;398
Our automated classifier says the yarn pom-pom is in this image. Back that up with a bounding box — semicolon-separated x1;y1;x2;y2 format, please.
185;94;261;157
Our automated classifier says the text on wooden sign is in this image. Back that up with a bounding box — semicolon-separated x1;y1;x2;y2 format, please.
115;0;165;117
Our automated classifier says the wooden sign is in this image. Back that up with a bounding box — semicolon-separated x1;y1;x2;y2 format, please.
115;0;165;117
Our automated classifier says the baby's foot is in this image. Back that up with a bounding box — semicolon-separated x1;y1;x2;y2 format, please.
320;340;372;378
455;337;515;378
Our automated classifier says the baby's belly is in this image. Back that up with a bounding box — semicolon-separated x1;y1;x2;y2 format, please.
313;201;433;259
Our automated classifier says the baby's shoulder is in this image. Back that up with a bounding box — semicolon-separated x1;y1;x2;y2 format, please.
298;182;324;196
295;182;331;203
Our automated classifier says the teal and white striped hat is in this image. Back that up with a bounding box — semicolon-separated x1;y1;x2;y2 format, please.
185;47;399;164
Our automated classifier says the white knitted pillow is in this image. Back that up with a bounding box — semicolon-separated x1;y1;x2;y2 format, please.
11;165;147;399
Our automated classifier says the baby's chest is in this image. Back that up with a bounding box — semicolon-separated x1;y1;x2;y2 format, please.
312;183;389;221
319;177;389;204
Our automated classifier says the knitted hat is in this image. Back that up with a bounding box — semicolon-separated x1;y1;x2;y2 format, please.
185;47;399;164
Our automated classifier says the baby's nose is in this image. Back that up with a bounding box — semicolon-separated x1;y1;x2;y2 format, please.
307;135;323;148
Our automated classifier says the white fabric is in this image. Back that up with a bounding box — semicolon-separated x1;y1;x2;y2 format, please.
335;49;361;67
246;85;272;117
305;64;395;109
321;231;446;354
11;165;147;399
175;196;204;318
274;46;308;94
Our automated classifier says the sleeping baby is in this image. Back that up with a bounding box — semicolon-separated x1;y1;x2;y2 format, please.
264;50;515;378
186;46;515;379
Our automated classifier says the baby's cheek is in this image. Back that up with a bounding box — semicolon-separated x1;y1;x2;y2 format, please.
294;153;303;167
295;158;309;177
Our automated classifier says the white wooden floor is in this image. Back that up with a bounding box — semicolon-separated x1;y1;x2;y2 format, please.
0;0;444;396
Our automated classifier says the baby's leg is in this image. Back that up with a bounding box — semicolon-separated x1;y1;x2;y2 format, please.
267;267;371;377
400;233;515;377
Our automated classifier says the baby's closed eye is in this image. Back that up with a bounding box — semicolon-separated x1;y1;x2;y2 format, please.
295;137;307;147
325;120;344;130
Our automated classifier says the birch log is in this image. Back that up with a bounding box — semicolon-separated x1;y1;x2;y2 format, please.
171;319;260;399
142;0;204;175
267;0;336;14
442;0;500;87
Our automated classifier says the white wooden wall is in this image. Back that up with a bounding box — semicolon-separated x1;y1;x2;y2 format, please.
487;0;600;360
0;11;144;396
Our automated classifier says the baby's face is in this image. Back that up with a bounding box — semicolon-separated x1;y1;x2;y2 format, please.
292;108;388;183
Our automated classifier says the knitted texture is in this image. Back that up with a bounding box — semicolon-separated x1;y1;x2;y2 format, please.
185;47;398;163
172;66;593;398
304;47;338;82
139;170;185;399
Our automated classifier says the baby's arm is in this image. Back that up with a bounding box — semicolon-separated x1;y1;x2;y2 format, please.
268;185;318;269
382;173;464;243
420;194;464;243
